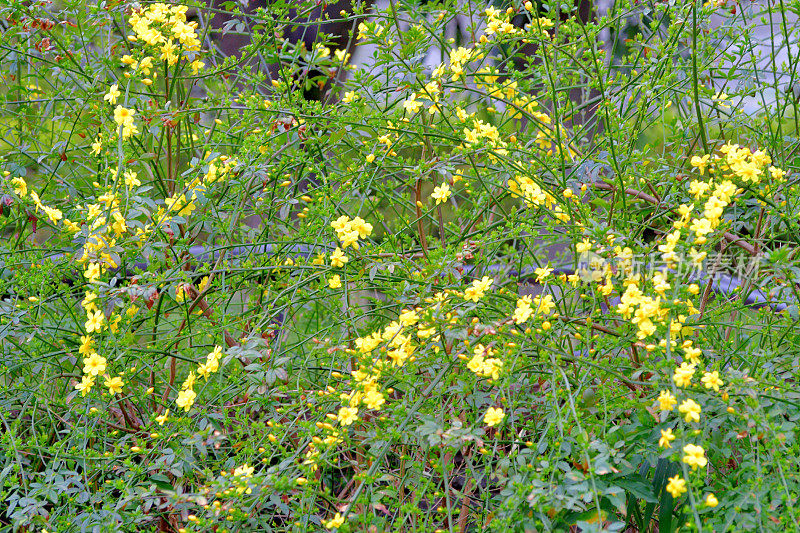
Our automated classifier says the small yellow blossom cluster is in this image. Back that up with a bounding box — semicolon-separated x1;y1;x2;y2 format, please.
466;344;503;380
159;155;237;227
477;72;543;122
508;174;570;222
4;173;71;230
616;283;669;340
175;373;197;412
312;321;410;456
527;15;555;38
300;44;352;88
481;5;555;43
165;190;198;219
402;79;442;115
483;7;520;38
212;464;256;502
112;104;138;139
298;286;523;530
685;179;737;245
323;512;346;530
126;3;203;76
463;276;494;302
448;45;476;81
314;296;502;452
654;345;728;502
29;189;63;225
513;293;555;324
330;215;373;250
175;345;225;412
74;293;125;397
685;144;787;246
356;21;386;42
314;43;351;65
569;238;698;341
73;183;134;276
718;142;774;183
365;124;400;157
462;119;507;158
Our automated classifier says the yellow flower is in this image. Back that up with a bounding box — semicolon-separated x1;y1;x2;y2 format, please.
398;309;419;326
182;372;197;392
483;406;505;427
233;464;255;478
155;409;170;425
769;166;786;180
513;295;533;324
85;309;105;333
665;475;687;498
659;428;676;449
690;154;710;175
363;390;385;410
678;398;701;423
328;275;342;289
208;345;223;362
689;218;713;239
323;512;345;529
467;348;485;373
176;388;197;412
81;291;98;312
701;371;724;392
124;170;141;188
464;276;493;302
342;90;359;103
576;238;592;254
688;180;711;199
657;390;677;411
79;335;94;356
337;406;358;426
533;294;555;315
84;263;102;283
684;345;702;364
350;216;373;238
403;95;422;114
42;205;63;224
108;314;122;333
204;356;221;376
534;266;553;282
75;374;95;396
330;247;348;268
104;375;124;395
682;443;707;470
431;183;451;205
480;358;503;381
113;105;135;127
705;493;718;507
672;362;695;388
11;177;27;196
334;49;350;64
83;353;107;376
103;84;121;105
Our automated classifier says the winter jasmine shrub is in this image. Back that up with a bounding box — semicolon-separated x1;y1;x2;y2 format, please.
2;0;800;531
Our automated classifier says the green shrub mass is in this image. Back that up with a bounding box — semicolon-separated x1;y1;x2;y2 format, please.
2;0;800;531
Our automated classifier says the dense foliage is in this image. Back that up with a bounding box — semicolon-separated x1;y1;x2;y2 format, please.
2;0;800;531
